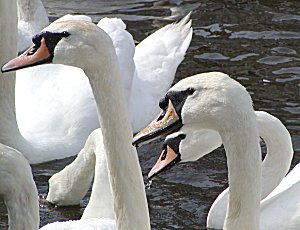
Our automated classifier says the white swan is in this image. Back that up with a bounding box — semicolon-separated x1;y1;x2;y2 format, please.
147;111;294;229
13;0;192;163
2;19;151;229
133;72;262;230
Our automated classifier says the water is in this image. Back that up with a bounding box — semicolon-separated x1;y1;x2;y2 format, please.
1;0;300;229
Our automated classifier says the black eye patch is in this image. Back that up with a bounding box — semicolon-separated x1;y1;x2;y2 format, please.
29;31;71;57
165;87;195;116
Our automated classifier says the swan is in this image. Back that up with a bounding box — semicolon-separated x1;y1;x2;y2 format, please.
2;19;151;229
13;0;192;163
144;111;294;229
147;116;300;229
132;72;262;230
45;110;292;214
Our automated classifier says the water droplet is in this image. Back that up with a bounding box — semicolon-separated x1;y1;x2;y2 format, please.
145;179;152;189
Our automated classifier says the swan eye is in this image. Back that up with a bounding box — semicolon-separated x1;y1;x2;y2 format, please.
178;134;186;140
61;31;70;38
186;87;195;95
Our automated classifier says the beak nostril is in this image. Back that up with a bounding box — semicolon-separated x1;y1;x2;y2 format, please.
28;45;39;55
160;148;167;161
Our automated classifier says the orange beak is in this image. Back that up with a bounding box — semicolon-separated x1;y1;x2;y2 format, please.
2;38;51;73
133;99;182;147
148;145;181;179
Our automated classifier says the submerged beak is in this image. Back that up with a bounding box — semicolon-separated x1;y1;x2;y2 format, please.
1;37;52;73
148;145;181;179
133;100;183;147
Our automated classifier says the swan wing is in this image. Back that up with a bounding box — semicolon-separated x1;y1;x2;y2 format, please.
54;14;92;23
97;17;136;103
129;12;193;132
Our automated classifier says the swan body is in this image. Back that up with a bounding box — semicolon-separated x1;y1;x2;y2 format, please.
14;2;192;163
3;19;151;229
132;72;262;230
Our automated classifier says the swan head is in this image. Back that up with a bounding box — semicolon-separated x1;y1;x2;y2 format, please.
133;72;253;146
132;72;255;177
2;20;114;73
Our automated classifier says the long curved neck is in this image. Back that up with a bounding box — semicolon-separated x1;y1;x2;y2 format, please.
207;111;293;229
17;0;48;26
81;129;114;220
0;0;25;147
17;0;49;51
257;111;293;199
5;190;39;230
221;113;261;230
84;37;150;229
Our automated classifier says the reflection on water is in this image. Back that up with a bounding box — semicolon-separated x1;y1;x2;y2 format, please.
1;0;300;229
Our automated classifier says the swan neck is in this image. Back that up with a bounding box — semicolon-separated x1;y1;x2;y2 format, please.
0;0;25;147
221;117;261;230
84;45;150;230
5;192;39;230
257;112;293;199
17;0;48;24
1;149;40;230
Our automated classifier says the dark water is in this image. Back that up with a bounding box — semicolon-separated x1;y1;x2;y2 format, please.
1;0;300;229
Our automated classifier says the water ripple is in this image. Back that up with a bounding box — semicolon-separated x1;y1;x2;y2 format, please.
195;53;229;61
257;56;300;65
230;31;300;40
